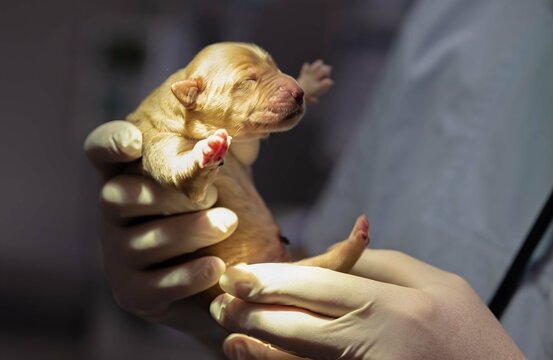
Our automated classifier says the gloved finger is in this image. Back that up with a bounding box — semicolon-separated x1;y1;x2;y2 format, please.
84;121;142;179
218;263;387;318
211;293;340;359
116;256;225;319
350;249;454;290
223;333;307;360
101;175;218;222
103;207;238;269
144;256;226;314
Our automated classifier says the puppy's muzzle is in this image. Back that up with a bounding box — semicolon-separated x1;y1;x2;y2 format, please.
269;80;305;114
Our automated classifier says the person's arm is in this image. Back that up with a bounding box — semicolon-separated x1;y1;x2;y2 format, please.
210;249;526;360
84;121;238;341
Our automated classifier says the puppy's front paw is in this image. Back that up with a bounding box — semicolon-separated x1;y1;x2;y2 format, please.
297;59;334;104
197;129;231;168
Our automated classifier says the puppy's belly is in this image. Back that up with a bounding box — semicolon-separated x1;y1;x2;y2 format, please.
193;153;288;265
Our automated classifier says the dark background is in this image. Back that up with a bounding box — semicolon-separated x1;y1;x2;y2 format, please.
0;0;411;358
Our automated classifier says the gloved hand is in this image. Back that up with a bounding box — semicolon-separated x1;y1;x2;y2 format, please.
210;249;525;360
84;121;238;335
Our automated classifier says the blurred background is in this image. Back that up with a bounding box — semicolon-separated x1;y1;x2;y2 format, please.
0;0;413;358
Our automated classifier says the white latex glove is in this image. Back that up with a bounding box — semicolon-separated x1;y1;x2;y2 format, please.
84;121;238;335
210;250;526;360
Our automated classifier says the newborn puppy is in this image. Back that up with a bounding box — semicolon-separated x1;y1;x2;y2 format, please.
127;42;367;298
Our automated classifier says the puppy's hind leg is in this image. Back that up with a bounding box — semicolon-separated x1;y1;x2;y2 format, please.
294;215;369;272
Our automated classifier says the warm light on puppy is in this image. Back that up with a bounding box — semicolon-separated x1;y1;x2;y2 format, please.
123;42;363;303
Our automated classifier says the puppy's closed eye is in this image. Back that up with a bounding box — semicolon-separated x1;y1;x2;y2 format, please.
233;78;257;92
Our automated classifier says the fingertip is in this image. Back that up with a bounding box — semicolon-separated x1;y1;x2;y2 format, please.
85;121;142;159
99;181;128;222
209;256;227;278
219;264;264;301
100;180;123;204
223;334;250;360
224;333;304;360
209;292;234;323
84;121;143;177
206;207;239;235
219;266;241;294
198;256;227;291
113;121;142;159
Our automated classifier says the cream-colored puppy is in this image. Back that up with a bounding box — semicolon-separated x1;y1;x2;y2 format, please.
127;42;367;297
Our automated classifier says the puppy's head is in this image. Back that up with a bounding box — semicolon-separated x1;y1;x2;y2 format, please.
170;42;305;139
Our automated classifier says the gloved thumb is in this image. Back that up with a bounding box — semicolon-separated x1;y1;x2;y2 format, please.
84;120;142;179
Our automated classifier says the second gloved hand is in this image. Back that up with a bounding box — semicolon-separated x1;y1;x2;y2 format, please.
210;250;525;360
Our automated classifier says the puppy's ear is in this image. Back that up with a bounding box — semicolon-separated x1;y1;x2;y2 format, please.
171;78;204;109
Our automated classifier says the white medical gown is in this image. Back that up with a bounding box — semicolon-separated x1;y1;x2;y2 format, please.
301;0;553;358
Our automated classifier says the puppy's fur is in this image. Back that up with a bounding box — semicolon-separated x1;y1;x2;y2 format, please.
127;42;367;298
